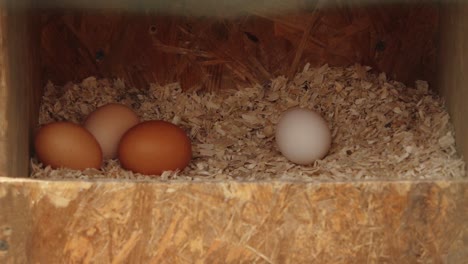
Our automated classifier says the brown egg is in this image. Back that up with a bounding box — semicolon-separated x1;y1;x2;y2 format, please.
83;103;140;160
34;122;103;170
118;120;192;175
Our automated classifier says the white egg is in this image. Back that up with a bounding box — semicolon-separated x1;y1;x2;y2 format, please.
275;107;331;165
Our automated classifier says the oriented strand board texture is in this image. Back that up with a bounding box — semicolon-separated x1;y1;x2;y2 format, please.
0;178;467;263
40;3;438;90
0;6;41;177
438;3;468;166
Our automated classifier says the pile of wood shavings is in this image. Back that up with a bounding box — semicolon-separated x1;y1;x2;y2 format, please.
31;64;466;181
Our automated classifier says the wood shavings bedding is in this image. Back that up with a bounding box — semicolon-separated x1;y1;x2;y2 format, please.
30;64;466;181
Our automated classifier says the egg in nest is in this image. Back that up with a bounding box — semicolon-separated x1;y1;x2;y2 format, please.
83;103;140;160
118;120;192;175
34;122;103;170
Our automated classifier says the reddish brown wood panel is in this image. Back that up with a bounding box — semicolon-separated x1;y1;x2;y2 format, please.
39;3;438;90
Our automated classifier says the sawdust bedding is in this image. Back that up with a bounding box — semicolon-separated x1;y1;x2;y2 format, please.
30;64;466;181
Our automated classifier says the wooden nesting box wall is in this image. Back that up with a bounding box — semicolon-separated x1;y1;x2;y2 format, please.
1;1;468;263
40;4;439;91
0;6;41;177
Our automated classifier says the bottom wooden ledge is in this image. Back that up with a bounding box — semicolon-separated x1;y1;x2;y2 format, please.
0;177;467;263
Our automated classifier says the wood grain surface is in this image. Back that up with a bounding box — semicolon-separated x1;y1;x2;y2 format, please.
0;5;41;177
2;2;468;263
438;3;468;167
39;3;439;90
0;178;467;263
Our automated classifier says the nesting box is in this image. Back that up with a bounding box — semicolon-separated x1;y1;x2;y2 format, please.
1;1;468;263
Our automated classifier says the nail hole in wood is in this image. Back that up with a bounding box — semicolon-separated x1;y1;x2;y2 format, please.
376;40;386;51
244;31;259;43
95;49;105;61
0;240;8;251
149;25;157;34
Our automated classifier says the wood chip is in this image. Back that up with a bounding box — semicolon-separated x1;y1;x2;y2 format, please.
31;64;466;181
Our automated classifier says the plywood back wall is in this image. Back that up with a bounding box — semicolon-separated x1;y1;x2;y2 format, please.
40;3;438;90
439;3;468;167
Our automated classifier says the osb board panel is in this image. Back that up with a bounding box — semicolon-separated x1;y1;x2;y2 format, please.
40;3;438;91
0;6;42;177
438;3;468;166
0;178;467;263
